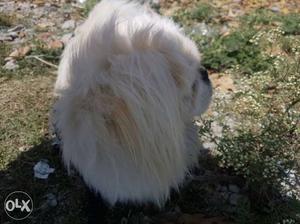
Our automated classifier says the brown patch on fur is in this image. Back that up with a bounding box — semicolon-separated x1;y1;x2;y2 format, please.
103;96;139;150
170;67;184;87
81;87;139;149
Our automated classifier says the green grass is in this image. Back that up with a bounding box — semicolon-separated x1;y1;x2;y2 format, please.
242;9;300;35
172;2;219;26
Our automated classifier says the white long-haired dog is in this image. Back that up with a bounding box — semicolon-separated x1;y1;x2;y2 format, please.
53;0;212;207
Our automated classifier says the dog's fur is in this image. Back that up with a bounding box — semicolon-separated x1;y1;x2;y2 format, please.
53;0;212;206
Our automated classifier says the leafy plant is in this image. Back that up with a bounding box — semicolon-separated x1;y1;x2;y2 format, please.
281;13;300;35
191;3;216;22
200;29;273;73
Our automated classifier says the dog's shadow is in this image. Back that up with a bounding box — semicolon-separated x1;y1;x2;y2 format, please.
0;137;90;224
0;137;232;224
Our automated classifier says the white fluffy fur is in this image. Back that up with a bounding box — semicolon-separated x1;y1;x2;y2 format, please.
53;0;212;206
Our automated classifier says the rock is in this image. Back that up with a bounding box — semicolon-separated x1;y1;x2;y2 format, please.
3;60;19;70
0;34;14;42
7;31;19;39
203;142;217;150
33;160;55;179
8;49;19;58
8;46;31;59
18;146;28;152
37;32;52;42
0;31;19;42
7;25;25;32
60;33;73;45
48;39;64;49
220;25;230;36
37;21;55;29
20;46;31;56
228;184;240;193
270;6;280;13
62;19;76;30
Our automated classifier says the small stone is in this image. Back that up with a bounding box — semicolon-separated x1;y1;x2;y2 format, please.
37;32;52;42
4;57;12;62
8;25;24;32
3;60;19;70
203;142;217;150
37;21;55;29
33;160;55;179
9;49;20;58
20;46;31;56
48;39;64;49
9;46;31;59
18;146;28;152
0;34;13;42
229;184;240;193
62;20;76;30
8;32;19;39
270;6;280;13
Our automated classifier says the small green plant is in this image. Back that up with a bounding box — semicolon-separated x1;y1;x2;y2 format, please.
191;3;215;22
172;2;218;26
200;29;273;73
241;9;279;26
281;13;300;35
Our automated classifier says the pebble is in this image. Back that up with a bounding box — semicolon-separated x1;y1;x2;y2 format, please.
270;6;280;13
3;60;19;70
0;34;14;42
7;25;25;32
62;19;76;30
